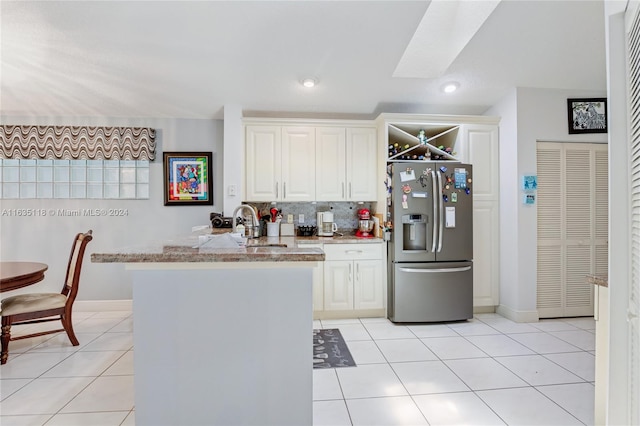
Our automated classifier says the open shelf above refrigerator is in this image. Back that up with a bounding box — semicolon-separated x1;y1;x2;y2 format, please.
387;123;460;162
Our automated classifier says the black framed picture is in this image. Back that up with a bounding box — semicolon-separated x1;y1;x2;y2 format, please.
163;152;213;206
567;98;608;134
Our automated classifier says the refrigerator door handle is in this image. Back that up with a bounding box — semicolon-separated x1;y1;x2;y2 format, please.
431;170;438;253
436;170;444;252
399;266;472;273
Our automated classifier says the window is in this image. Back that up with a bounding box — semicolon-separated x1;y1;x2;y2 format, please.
0;159;150;199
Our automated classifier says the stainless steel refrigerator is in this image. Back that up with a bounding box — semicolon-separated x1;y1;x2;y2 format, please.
387;161;473;322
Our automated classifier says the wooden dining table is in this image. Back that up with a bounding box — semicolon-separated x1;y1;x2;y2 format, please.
0;262;48;292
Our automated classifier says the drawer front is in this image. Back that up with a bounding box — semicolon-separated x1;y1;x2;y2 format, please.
297;243;323;250
323;243;382;261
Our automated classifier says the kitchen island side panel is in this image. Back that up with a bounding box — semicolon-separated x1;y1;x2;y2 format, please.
131;266;313;426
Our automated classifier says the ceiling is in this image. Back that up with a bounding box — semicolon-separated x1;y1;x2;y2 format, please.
0;0;607;120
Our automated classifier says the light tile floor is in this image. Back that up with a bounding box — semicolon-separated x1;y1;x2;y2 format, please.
0;310;596;425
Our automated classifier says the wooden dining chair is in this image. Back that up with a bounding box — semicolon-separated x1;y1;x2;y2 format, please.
0;230;93;364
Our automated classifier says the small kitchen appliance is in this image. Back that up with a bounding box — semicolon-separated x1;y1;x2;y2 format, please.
355;208;375;238
297;226;317;237
210;212;237;228
317;211;337;237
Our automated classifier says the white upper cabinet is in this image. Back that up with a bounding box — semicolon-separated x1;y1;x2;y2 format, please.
245;125;281;201
245;125;315;202
315;127;347;201
316;127;377;201
346;128;378;201
281;127;316;202
458;124;499;202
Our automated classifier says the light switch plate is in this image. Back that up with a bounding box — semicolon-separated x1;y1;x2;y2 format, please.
287;214;294;223
299;214;304;223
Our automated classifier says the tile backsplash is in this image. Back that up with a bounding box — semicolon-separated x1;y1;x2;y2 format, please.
241;201;375;231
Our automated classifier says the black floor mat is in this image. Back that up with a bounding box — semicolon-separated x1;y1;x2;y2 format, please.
313;328;356;369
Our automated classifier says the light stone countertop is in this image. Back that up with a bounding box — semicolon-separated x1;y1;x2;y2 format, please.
91;233;325;264
587;274;608;288
90;231;382;264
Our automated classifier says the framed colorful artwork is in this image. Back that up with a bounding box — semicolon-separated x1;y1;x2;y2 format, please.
163;152;213;206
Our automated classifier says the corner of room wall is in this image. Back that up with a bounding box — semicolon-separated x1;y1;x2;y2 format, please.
487;86;610;321
515;87;607;319
222;105;243;216
485;88;520;317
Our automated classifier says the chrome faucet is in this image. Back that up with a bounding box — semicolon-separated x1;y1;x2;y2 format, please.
232;204;260;238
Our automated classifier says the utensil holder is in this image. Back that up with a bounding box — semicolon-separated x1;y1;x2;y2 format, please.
267;222;280;237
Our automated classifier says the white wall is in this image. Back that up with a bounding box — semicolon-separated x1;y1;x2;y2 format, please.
488;87;608;321
222;105;243;216
604;2;631;423
487;89;518;317
0;116;223;300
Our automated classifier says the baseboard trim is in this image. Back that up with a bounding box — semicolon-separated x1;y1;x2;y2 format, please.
74;300;133;312
496;304;539;323
473;306;497;314
313;309;386;320
73;301;537;321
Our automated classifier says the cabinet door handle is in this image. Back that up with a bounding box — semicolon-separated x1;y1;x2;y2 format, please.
345;250;363;254
342;182;345;198
283;182;287;199
275;182;279;198
356;263;360;282
349;263;352;282
349;182;352;198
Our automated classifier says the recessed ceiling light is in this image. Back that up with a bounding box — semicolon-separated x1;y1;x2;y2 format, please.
442;82;460;93
302;78;317;88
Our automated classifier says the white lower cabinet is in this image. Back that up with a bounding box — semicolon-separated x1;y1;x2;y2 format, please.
324;261;353;310
353;259;384;310
322;243;385;317
301;243;325;312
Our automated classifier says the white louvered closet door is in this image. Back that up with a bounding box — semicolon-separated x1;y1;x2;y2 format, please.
627;2;640;422
537;142;608;318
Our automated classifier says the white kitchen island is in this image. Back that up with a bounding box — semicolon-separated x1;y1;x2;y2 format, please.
92;237;324;426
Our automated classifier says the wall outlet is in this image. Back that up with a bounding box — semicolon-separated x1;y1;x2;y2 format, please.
287;214;294;223
299;214;304;223
228;184;237;196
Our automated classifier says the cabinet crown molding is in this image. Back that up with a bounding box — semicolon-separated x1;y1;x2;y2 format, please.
243;117;376;127
376;113;501;126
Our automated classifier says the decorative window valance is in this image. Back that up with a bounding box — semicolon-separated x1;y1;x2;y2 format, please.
0;125;156;161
